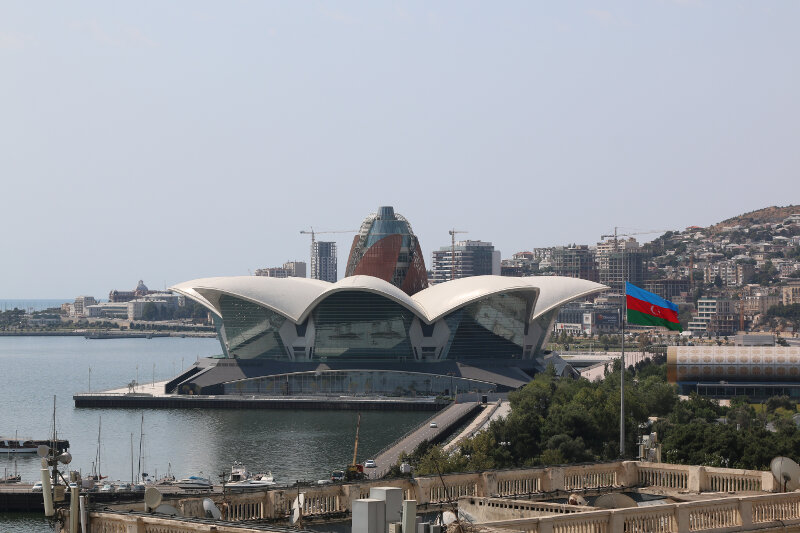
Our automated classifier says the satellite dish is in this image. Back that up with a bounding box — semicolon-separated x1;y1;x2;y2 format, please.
594;493;637;509
144;487;163;511
203;498;222;520
37;445;50;458
567;494;588;506
153;504;181;516
442;511;457;525
56;452;72;465
771;457;800;492
291;493;305;524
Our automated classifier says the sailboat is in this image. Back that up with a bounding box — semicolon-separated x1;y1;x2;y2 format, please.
133;414;146;491
1;460;20;483
1;431;21;483
88;416;106;481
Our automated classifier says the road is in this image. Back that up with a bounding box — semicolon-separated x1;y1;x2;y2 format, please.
368;401;478;479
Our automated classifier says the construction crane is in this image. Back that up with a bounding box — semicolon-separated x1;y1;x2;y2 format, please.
299;228;357;245
448;229;468;281
345;413;365;481
599;227;672;251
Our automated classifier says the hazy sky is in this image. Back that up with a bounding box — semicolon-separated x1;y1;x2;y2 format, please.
2;1;798;298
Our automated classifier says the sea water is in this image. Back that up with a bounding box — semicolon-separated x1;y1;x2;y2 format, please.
0;336;429;531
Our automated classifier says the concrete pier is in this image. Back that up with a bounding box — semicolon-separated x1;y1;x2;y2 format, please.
74;381;448;411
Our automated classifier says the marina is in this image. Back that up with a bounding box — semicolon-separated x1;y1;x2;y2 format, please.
0;336;434;531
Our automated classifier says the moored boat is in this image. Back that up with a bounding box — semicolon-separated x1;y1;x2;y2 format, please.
226;461;276;486
176;475;212;490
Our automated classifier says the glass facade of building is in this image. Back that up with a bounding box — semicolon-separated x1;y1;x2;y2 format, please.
312;292;415;360
214;291;541;362
223;370;496;396
444;293;528;359
219;294;288;359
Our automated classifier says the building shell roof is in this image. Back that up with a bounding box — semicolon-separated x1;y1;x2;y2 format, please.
170;275;607;325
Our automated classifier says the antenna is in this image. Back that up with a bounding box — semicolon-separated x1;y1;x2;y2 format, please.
56;452;72;465
203;498;222;520
771;456;800;492
144;487;163;512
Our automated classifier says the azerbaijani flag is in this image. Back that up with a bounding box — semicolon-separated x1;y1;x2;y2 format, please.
625;282;682;332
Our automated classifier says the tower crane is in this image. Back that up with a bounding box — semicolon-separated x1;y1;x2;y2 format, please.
599;227;672;251
299;228;357;245
449;229;468;281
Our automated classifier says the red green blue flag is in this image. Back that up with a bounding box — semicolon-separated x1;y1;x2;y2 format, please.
625;282;682;332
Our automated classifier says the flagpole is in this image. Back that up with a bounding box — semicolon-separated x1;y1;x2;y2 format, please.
620;279;626;457
620;241;626;458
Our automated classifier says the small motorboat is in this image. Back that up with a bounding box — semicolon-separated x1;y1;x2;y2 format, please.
176;475;212;490
226;461;275;487
247;472;276;486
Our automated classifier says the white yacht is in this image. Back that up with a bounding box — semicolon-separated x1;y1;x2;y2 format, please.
227;461;275;487
175;475;212;490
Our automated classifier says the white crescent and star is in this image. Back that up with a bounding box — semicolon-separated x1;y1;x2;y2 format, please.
650;305;662;318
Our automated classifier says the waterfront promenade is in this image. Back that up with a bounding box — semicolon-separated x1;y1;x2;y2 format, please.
74;381;447;411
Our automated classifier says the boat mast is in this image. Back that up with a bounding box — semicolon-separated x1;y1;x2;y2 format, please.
96;416;102;479
138;413;144;482
51;395;57;487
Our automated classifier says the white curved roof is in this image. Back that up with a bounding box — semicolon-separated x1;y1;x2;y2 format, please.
171;276;330;322
415;275;535;322
170;275;607;324
296;275;429;323
529;277;610;319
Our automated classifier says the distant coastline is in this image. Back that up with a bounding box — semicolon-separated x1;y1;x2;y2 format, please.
0;299;72;312
0;330;216;338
